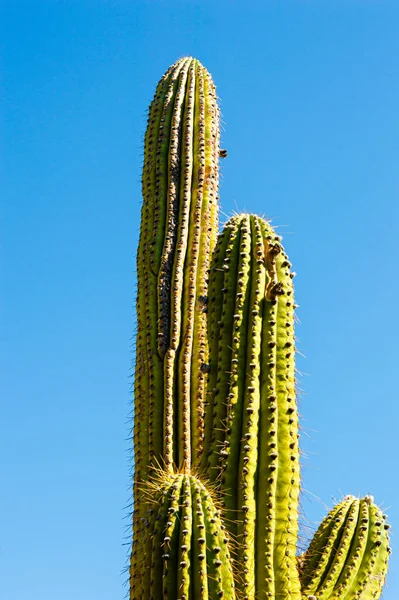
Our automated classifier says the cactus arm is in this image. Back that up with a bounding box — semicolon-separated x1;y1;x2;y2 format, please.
299;497;349;584
332;497;387;600
300;496;359;598
331;497;371;598
300;495;391;600
319;499;360;597
203;214;301;599
140;473;235;599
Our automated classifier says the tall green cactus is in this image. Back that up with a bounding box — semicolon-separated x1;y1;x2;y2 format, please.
202;214;300;599
135;56;219;477
130;57;390;600
131;56;220;600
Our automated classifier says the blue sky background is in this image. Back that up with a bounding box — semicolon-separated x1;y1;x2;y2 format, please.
2;1;398;598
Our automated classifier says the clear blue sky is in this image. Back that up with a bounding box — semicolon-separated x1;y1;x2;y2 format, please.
2;1;398;599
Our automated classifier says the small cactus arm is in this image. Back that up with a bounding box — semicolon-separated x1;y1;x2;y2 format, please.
299;495;391;600
141;472;235;600
131;57;221;599
130;56;391;600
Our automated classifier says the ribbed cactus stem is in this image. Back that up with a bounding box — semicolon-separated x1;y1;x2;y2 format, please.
203;214;301;600
140;472;235;600
299;495;391;600
134;56;220;476
131;56;220;599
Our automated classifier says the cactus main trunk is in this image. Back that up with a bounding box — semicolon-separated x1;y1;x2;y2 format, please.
130;56;391;600
131;57;220;599
135;56;220;478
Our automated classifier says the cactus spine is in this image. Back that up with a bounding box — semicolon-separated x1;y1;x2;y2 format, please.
130;57;391;600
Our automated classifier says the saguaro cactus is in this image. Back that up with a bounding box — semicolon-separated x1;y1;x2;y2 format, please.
130;57;391;600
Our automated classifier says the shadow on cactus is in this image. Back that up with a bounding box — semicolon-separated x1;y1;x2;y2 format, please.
130;57;390;600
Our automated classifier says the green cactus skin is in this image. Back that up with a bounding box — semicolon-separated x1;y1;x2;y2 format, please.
140;472;235;600
135;56;220;476
130;57;391;600
299;495;391;600
131;57;220;599
202;214;301;600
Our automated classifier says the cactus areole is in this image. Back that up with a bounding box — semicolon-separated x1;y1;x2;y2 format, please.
130;57;390;600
